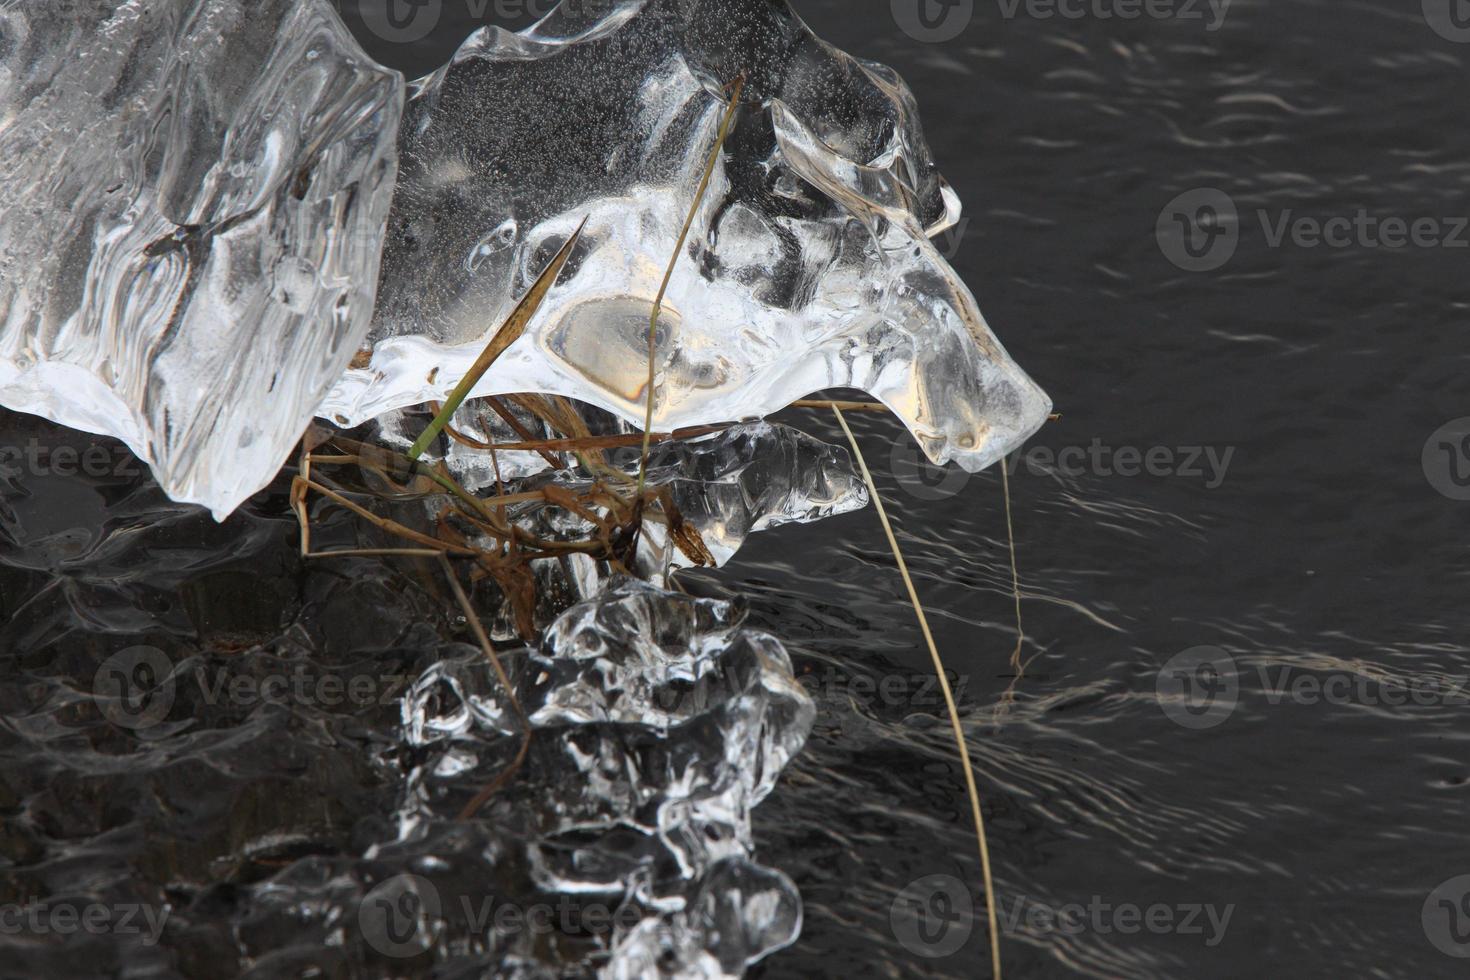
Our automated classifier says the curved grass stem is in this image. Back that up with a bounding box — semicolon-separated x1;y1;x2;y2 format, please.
831;405;1003;980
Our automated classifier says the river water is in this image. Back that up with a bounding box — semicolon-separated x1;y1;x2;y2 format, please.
4;1;1470;978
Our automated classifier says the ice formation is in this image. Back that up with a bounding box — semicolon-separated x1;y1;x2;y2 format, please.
332;0;1052;484
0;0;401;517
385;577;815;976
370;399;868;569
0;0;1049;519
0;403;860;977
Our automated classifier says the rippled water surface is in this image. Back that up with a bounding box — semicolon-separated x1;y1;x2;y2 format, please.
5;1;1470;977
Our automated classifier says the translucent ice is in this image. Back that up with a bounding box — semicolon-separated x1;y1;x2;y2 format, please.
369;398;868;566
1;0;1050;522
324;0;1051;476
386;577;814;976
0;0;401;518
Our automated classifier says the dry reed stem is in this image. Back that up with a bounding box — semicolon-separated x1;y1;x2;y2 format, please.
831;405;1003;980
437;553;532;821
289;471;533;816
637;75;746;497
409;218;588;461
994;459;1031;721
790;399;892;413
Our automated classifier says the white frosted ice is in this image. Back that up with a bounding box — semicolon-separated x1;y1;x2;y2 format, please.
324;0;1051;479
0;0;1050;521
0;0;402;518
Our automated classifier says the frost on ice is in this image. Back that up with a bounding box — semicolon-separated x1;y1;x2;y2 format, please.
0;0;1050;520
0;0;401;518
326;0;1051;478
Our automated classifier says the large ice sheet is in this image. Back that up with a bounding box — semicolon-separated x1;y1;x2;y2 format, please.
0;0;402;518
324;0;1052;475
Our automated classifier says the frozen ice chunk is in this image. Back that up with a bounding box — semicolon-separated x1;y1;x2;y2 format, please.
0;0;402;518
369;397;868;566
323;0;1052;475
394;577;812;976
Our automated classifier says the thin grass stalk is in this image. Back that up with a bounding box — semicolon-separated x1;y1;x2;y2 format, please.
636;75;745;497
408;217;588;461
1002;459;1025;672
831;405;1003;980
437;553;532;820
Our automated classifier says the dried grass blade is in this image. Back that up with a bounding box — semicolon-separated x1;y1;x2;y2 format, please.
831;405;1003;980
408;216;589;461
436;553;532;819
636;75;745;496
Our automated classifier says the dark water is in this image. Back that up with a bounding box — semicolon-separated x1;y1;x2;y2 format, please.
4;1;1470;977
737;2;1470;977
